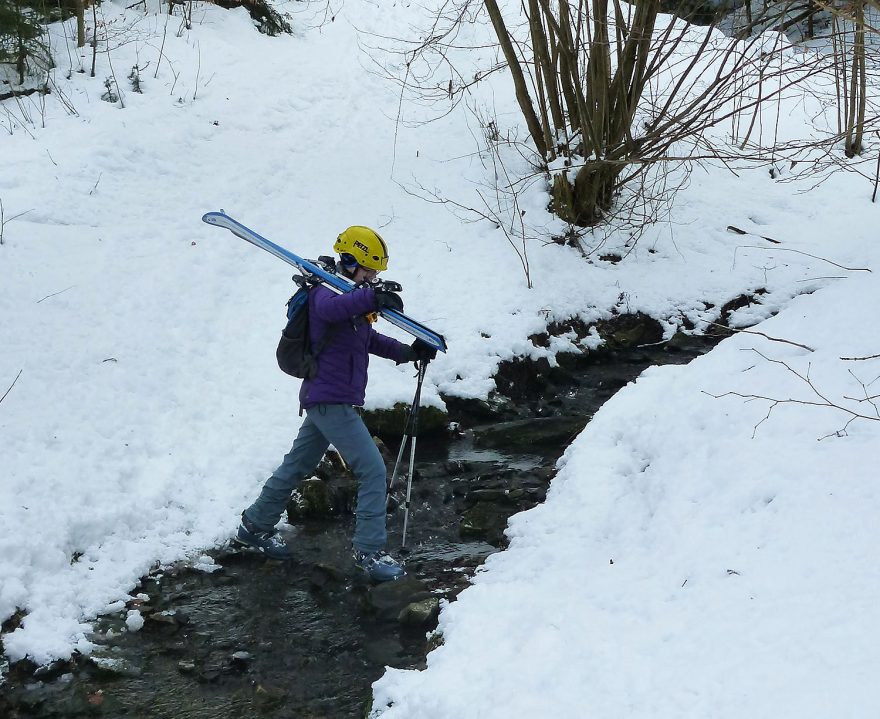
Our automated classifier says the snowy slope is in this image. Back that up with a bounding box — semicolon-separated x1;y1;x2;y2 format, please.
1;3;879;706
371;271;880;718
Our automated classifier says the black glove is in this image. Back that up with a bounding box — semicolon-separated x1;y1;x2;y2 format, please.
410;338;437;362
374;289;404;313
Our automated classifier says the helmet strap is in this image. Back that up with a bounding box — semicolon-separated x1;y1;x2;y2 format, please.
337;252;357;279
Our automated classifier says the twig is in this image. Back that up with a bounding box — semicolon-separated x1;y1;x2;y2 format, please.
873;131;880;203
155;12;169;79
726;225;782;244
37;286;75;303
0;200;33;245
735;245;872;273
705;349;880;439
841;353;880;361
1;370;23;405
192;41;201;101
707;321;815;352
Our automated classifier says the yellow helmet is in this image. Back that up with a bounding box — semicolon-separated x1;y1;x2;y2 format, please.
334;226;389;272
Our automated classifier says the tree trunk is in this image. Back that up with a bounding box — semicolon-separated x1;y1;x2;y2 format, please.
484;0;548;158
75;0;86;48
845;2;866;157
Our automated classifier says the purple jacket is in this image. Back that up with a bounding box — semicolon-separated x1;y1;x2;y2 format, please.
298;285;411;408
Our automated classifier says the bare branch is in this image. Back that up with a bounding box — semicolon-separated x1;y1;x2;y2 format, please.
706;321;815;352
1;370;23;406
734;245;873;273
705;348;880;439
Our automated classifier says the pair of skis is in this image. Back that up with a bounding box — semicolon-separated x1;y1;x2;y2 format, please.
201;211;447;354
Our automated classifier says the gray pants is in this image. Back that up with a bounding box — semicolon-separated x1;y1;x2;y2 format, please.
243;403;388;553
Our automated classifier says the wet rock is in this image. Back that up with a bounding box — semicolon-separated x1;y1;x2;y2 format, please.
230;651;252;670
310;449;351;482
459;502;512;545
441;393;520;423
199;667;222;683
32;659;72;682
308;562;344;589
464;488;517;506
472;415;588;449
146;610;181;630
373;436;394;462
300;478;332;517
595;312;664;350
398;598;440;627
162;641;189;659
253;682;288;711
427;631;445;652
511;486;547;503
363;576;432;621
494;356;574;401
287;474;359;520
88;653;142;678
666;330;702;352
1;607;26;635
362;403;449;441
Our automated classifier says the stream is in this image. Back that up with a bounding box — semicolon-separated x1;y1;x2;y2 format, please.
0;329;720;718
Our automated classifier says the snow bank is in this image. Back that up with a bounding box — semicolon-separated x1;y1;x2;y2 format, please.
371;273;880;718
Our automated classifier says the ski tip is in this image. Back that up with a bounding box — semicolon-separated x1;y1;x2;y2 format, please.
201;211;227;225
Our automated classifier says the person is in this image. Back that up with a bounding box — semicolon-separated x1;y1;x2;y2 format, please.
235;225;436;581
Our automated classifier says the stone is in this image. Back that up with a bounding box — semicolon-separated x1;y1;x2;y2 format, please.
398;598;440;626
464;488;516;507
426;631;445;652
362;403;449;441
373;436;394;462
309;563;344;588
594;312;664;350
88;654;142;678
494;356;574;401
146;610;180;630
459;502;512;545
472;415;588;449
230;651;252;670
32;659;70;682
253;682;287;711
441;393;519;423
364;576;432;621
300;477;332;517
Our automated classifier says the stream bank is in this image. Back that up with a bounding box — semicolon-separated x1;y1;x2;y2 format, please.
0;318;723;718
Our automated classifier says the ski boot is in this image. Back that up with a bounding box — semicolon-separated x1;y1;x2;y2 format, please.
235;513;292;560
353;549;406;582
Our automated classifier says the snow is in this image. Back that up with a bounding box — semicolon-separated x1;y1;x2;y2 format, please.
1;0;879;714
373;271;880;717
124;610;144;632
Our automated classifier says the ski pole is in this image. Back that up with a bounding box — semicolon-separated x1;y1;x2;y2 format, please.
386;359;424;502
386;358;428;550
401;359;428;549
